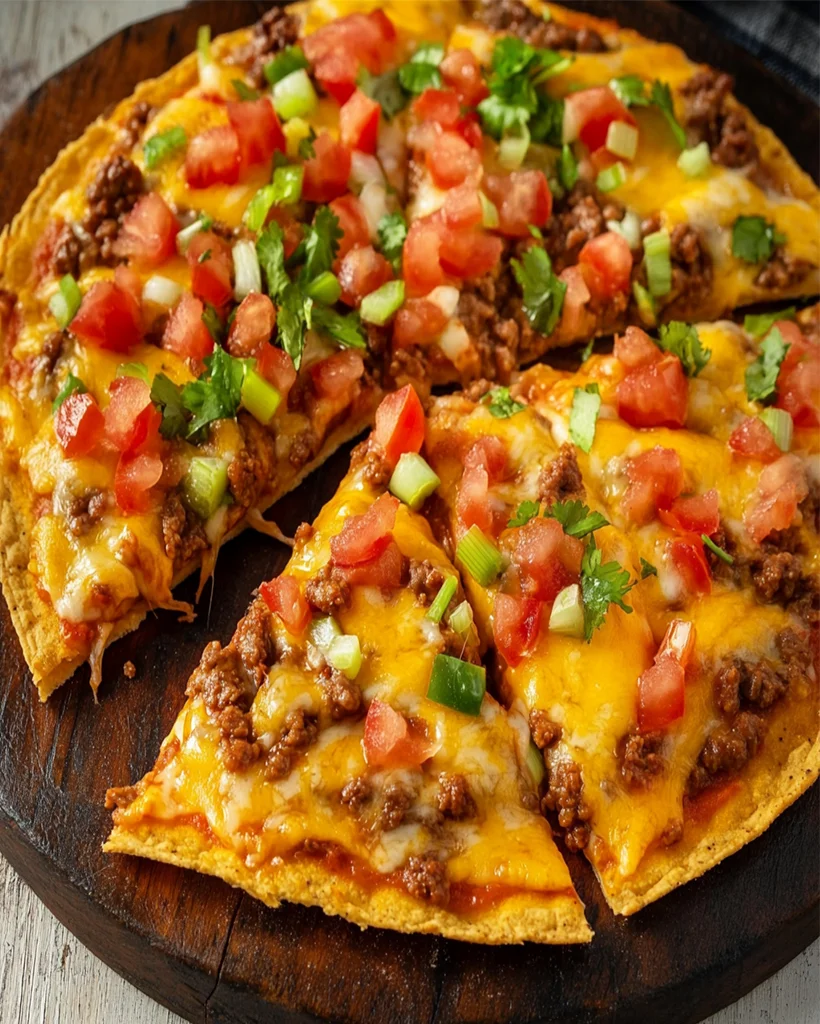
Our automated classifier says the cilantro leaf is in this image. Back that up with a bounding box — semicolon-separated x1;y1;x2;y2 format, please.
231;79;260;101
311;304;366;349
508;500;540;528
481;386;525;419
277;283;312;370
181;348;246;438
656;321;711;377
745;326;790;403
559;142;579;191
377;212;408;271
143;126;187;170
609;75;651;107
358;67;409;120
300;206;343;284
529;94;564;147
150;373;188;439
649;80;686;148
511;247;567;337
545;499;609;539
264;46;309;86
478;82;535;138
732;215;786;264
52;372;86;413
580;537;634;642
580;337;594;362
256;222;290;300
640;557;658;579
398;42;444;94
569;383;601;453
610;76;685;147
743;307;795;339
201;303;224;344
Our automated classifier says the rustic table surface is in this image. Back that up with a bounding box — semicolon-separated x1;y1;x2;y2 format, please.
0;3;817;1023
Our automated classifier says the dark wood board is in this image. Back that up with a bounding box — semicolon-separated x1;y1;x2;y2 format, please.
0;3;817;1023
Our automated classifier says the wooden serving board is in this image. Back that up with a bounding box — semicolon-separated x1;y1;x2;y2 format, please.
0;3;817;1023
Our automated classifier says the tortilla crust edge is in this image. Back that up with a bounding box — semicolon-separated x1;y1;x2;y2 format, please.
104;821;592;945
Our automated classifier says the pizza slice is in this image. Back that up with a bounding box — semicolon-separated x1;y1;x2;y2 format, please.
105;386;591;944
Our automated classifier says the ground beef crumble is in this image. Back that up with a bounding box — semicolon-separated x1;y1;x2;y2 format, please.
380;782;413;830
538;443;585;506
406;559;451;608
401;855;449;907
529;709;561;750
687;712;764;798
679;69;758;170
620;730;665;788
349;437;391;489
229;7;301;89
161;491;209;570
265;709;318;780
541;759;592;851
305;563;351;614
67;488;107;537
318;665;362;719
755;248;812;290
437;773;476;819
475;0;607;52
340;776;371;813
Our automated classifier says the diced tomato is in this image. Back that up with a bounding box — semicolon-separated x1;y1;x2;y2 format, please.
412;88;461;129
340;89;381;154
667;535;712;595
339;538;404;588
259;576;311;635
427;131;481;189
744;454;808;544
185;125;241;188
329;194;371;264
162;293;214;361
617;355;688;429
104;375;160;453
330;492;399;567
775;320;810;373
564;86;636;152
513;516;584;603
623;446;684;524
302;133;352;203
658;618;696;670
659;489;720;536
438;226;502;279
256;344;297;399
114;264;143;309
70;280;142;352
440;49;488;107
187;231;233;308
777;355;820;429
309;349;365;402
305;11;396;104
402;220;446;297
114;450;163;513
373;384;425;467
558;265;591;338
614;325;660;369
493;593;543;667
638;656;685;732
578;231;633;300
392;298;449;349
227;98;285;169
457;436;508;534
363;699;435;768
465;436;508;480
338;245;393;306
54;392;105;458
227;293;276;358
455;114;484;150
442;185;483;230
267;205;303;259
728;416;782;463
114;192;178;269
484;171;552;238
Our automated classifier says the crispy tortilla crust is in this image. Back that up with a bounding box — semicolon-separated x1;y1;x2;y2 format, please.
105;822;592;944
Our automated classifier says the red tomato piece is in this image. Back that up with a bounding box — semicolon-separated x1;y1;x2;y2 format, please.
514;516;584;602
442;185;484;230
330;493;399;567
162;293;214;362
617;355;688;429
104;376;155;452
457;436;508;534
438;226;502;279
373;384;425;466
660;489;720;536
412;88;461;128
305;12;396;103
427;131;481;189
338;245;393;306
259;576;311;635
185;125;241;188
493;593;543;667
339;538;404;589
744;454;808;544
578;231;633;300
227;293;276;359
114;192;178;269
114;450;163;513
302;133;352;203
484;170;552;238
402;220;446;297
564;86;636;152
256;344;297;399
557;265;591;339
658;618;696;670
623;446;684;524
614;325;661;369
638;656;685;732
455;114;484;150
70;280;142;353
187;231;234;309
309;350;365;402
465;436;507;479
728;416;782;463
54;392;105;459
363;699;435;769
227;98;285;168
440;49;488;107
667;536;712;595
775;320;810;374
329;194;371;264
777;356;820;429
392;298;449;349
340;89;381;154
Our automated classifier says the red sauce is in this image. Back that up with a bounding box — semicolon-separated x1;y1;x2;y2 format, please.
59;618;94;652
684;780;743;826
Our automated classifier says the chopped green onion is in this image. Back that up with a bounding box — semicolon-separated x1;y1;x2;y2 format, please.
327;634;362;680
231;79;260;101
116;362;150;384
264;45;310;87
479;192;499;229
759;407;793;452
427;576;457;624
233;239;262;301
272;69;317;121
643;228;671;297
143;275;183;308
52;373;86;413
548;584;585;637
272;164;304;205
632;280;657;327
701;534;734;565
677;141;710;177
498;123;530;170
595;162;626;192
183;456;228;520
196;25;211;70
388;452;440;510
456;525;504;587
426;653;485;716
559;143;579;191
360;280;405;326
305;271;342;305
240;366;281;425
605;121;638;160
448;600;474;638
526;740;545;786
48;274;82;329
176;216;212;254
569;383;601;454
244;186;276;233
743;307;795;339
144;126;187;170
309;615;342;650
606;210;641;250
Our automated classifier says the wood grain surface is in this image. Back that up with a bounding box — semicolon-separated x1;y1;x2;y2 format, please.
0;4;818;1024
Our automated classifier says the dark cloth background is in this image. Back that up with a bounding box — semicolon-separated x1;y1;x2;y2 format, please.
677;1;820;100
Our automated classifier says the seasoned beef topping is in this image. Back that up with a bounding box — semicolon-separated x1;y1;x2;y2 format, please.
231;412;278;508
318;665;362;719
665;223;713;314
232;7;302;89
406;559;450;607
379;782;413;830
543;182;611;273
288;426;319;470
401;855;449;906
265;709;319;779
541;758;591;851
83;156;144;264
538;443;584;506
687;711;763;797
752;551;802;604
475;0;607;52
233;597;275;691
755;248;812;290
620;729;665;788
679;69;758;169
660;819;684;847
67;488;107;537
340;776;371;813
305;563;351;614
714;627;809;718
529;709;561;750
349;438;392;489
161;491;209;569
121;101;154;148
437;773;476;820
457;257;526;381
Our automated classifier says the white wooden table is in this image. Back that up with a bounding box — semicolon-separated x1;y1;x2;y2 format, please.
0;3;817;1022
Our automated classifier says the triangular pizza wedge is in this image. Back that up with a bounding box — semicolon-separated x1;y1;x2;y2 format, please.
105;386;591;944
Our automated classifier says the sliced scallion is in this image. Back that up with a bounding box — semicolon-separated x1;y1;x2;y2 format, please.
244;185;277;233
48;274;82;329
183;456;228;520
701;534;734;565
327;634;362;680
595;162;626;192
606;210;641;250
526;740;545;786
309;615;342;650
643;228;671;297
176;216;212;254
272;69;317;121
144;126;187;170
272;163;304;205
455;525;504;587
605;121;638;160
196;25;211;71
426;653;485;716
498;123;530;170
360;280;405;326
632;280;657;327
240;366;281;424
143;275;183;308
427;576;457;624
677;141;711;178
479;192;499;229
233;239;262;301
448;600;474;638
548;584;585;637
388;452;440;510
305;271;342;305
759;407;793;452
